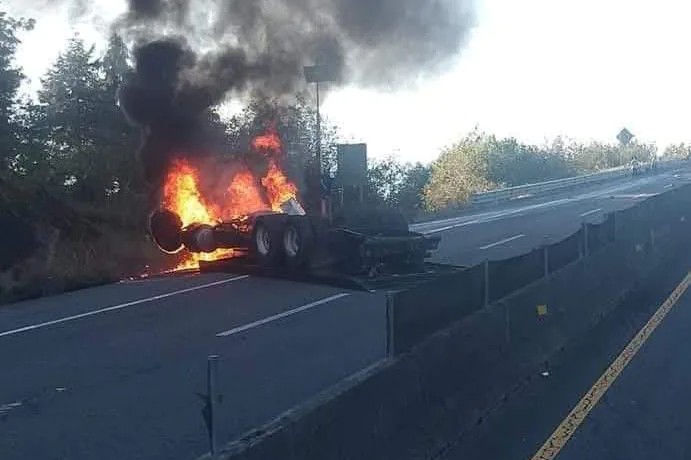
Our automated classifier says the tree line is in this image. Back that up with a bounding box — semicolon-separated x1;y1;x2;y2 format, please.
369;131;662;215
0;9;683;222
0;8;687;300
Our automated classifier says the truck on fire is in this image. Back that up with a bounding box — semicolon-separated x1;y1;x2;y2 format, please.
149;189;441;279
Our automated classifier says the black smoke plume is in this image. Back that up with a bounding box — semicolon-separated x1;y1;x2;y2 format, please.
22;0;475;194
116;0;475;190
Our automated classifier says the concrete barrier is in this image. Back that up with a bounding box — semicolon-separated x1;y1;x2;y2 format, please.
204;184;691;460
390;263;484;354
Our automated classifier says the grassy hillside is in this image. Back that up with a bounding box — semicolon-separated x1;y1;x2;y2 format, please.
0;175;170;304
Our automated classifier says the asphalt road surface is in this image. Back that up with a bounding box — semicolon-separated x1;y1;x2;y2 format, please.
440;226;691;460
2;166;690;460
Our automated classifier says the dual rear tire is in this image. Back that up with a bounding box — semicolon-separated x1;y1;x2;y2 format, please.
252;217;314;269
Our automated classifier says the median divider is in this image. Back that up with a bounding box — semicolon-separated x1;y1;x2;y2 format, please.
204;183;691;460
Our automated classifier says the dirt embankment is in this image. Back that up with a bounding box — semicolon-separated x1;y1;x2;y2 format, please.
0;176;170;304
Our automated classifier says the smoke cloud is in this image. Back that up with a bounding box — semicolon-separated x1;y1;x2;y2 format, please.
14;0;476;194
113;0;476;191
118;0;475;89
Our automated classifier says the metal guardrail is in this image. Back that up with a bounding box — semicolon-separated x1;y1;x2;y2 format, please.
470;159;683;206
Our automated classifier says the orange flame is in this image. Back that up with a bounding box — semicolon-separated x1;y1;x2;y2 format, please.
160;127;300;271
163;159;218;226
251;124;281;153
262;159;298;211
223;168;270;219
163;159;233;269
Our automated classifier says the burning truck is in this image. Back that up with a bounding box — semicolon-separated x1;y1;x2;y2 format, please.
147;127;441;278
118;39;441;281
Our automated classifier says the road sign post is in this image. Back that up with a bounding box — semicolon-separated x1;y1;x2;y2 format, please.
617;128;634;166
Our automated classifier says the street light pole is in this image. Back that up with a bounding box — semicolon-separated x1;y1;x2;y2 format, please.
304;63;335;217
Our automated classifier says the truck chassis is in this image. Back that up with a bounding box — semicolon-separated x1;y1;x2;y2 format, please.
149;208;442;282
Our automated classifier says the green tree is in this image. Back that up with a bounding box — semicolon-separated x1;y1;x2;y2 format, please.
29;34;140;206
485;136;573;186
423;132;493;211
367;156;430;216
101;33;129;92
0;11;34;170
663;142;691;160
367;155;405;203
34;36;104;197
93;33;142;206
395;163;430;215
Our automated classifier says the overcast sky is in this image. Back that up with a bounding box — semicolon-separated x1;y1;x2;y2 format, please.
7;0;691;163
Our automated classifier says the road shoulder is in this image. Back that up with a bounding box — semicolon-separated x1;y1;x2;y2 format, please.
439;249;691;460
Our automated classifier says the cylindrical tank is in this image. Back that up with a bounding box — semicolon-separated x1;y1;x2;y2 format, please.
149;208;183;253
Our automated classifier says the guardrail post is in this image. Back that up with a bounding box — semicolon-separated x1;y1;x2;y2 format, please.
543;241;550;279
385;292;395;357
483;259;490;308
207;355;219;460
582;221;589;258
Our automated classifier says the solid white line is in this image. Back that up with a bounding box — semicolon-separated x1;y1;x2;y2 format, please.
423;219;478;235
0;276;249;339
479;234;525;250
579;207;602;217
216;293;351;337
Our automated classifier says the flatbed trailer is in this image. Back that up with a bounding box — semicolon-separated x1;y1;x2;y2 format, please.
149;207;443;286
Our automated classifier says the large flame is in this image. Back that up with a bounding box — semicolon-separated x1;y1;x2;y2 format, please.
161;126;300;270
224;168;270;219
162;160;233;269
263;159;298;211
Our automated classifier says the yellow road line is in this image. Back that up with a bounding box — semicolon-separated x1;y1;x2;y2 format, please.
531;271;691;460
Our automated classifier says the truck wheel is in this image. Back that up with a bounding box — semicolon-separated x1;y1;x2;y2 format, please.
252;220;283;266
283;221;314;269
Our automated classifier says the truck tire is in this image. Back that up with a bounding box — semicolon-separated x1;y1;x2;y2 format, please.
282;220;314;269
252;218;284;267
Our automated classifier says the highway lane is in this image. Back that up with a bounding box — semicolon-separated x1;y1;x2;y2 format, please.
418;168;691;266
1;275;386;460
553;274;691;460
439;239;691;460
1;167;689;460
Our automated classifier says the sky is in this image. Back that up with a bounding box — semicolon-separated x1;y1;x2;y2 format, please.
7;0;691;164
